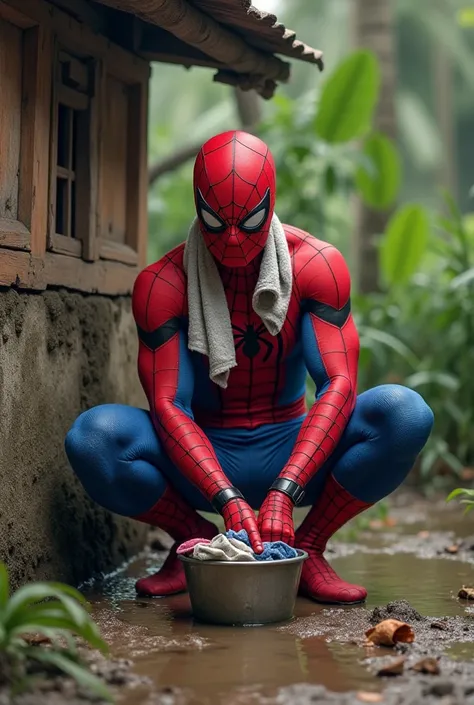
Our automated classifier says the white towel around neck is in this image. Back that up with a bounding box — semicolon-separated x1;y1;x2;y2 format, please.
182;214;292;389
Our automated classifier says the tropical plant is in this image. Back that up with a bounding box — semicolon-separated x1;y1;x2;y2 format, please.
0;563;111;701
446;487;474;513
260;48;403;257
356;193;474;485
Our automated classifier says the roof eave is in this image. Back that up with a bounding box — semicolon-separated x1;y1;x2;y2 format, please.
93;0;323;98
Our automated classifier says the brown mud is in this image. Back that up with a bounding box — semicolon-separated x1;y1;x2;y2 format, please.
4;496;474;704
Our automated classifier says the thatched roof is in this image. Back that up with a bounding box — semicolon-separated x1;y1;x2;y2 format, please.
94;0;323;98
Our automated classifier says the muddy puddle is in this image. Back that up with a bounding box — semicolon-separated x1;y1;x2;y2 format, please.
82;502;474;705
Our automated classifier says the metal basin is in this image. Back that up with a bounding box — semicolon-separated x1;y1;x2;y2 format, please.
179;550;308;626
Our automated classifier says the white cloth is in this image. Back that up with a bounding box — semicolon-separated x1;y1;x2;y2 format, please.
183;214;292;389
192;534;256;562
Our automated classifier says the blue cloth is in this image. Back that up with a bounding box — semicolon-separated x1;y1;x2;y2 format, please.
65;384;433;517
227;530;297;561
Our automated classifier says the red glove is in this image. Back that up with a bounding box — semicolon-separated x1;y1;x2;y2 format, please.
222;498;263;553
258;491;295;545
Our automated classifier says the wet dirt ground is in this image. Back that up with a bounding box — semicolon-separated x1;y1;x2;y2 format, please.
74;494;474;705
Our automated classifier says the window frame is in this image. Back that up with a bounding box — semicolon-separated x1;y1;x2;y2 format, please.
0;8;51;257
96;68;148;268
48;44;98;260
0;0;149;295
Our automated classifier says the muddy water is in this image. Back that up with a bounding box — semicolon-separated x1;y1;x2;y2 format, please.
84;506;474;704
334;552;473;617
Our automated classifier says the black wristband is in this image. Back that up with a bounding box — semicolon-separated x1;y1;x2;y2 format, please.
270;478;306;506
211;487;244;513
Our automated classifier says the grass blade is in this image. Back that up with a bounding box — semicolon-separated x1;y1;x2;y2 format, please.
10;611;107;653
5;586;89;630
447;488;471;503
28;649;113;702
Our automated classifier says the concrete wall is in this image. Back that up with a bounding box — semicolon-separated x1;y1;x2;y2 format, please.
0;288;148;589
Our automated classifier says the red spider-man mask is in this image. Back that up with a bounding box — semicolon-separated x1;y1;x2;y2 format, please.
193;130;276;268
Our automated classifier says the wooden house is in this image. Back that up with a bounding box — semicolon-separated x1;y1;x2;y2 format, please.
0;0;322;586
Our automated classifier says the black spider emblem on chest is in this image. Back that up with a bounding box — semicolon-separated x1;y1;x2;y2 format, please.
232;323;274;361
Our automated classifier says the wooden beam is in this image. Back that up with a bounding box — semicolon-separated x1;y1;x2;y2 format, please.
80;60;101;263
0;219;30;251
49;0;107;33
139;23;225;69
15;21;52;257
95;0;290;82
127;78;148;270
213;70;277;100
0;249;138;295
0;1;35;28
104;10;144;53
98;240;138;266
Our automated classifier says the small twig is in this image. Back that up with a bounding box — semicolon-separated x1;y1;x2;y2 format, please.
148;143;203;185
148;124;258;186
148;88;262;186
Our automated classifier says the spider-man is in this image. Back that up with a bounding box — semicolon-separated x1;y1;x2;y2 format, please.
66;130;433;604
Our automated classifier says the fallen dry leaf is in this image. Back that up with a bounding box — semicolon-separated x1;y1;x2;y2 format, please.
22;633;52;646
365;619;415;646
385;517;397;528
461;467;474;481
356;692;384;703
369;519;384;530
417;530;430;539
458;586;474;600
410;657;440;675
445;544;459;554
376;656;406;677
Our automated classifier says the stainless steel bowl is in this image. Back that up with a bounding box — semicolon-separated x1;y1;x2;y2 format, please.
179;550;308;626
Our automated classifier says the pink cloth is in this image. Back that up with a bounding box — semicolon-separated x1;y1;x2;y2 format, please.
177;537;211;555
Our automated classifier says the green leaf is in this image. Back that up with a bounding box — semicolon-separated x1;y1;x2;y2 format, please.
355;133;401;209
450;268;474;290
315;50;380;144
441;189;464;227
446;488;471;503
420;444;439;477
5;583;88;628
439;450;464;475
28;649;113;702
3;583;104;654
43;583;89;607
405;371;460;391
10;608;107;653
444;400;466;426
398;89;442;170
380;204;430;286
324;165;337;195
358;326;419;369
0;562;10;609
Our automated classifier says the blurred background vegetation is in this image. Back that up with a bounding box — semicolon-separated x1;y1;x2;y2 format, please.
146;0;474;494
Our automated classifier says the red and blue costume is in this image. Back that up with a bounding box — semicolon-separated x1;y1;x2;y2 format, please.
66;131;433;604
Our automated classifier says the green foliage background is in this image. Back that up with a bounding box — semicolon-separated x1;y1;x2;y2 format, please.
146;0;474;491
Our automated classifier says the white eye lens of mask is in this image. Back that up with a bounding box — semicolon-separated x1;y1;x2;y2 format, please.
202;209;222;229
242;208;266;230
